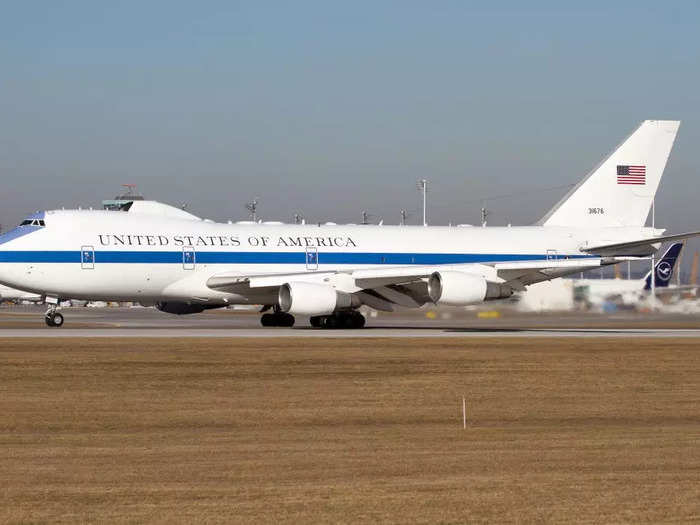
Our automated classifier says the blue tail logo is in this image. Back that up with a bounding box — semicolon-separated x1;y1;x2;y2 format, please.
643;242;683;290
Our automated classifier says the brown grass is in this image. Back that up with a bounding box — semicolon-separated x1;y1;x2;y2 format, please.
1;337;699;523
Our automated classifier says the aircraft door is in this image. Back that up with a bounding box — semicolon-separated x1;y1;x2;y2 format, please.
305;247;318;270
183;246;196;270
81;245;95;269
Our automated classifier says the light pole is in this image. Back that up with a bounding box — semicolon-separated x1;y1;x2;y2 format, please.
417;179;428;226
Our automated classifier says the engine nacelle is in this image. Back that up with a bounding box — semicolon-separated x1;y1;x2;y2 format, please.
156;301;207;315
279;282;356;315
428;271;512;306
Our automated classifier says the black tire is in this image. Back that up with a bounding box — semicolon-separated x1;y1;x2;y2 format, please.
353;312;366;329
323;315;338;329
45;315;55;327
281;313;295;327
51;313;64;327
260;313;274;327
340;313;355;329
310;316;322;328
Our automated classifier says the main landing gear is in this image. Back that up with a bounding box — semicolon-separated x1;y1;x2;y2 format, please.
44;305;64;328
260;308;295;327
310;311;366;329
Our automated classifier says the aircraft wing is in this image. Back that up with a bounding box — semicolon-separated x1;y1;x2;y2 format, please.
206;257;605;309
582;230;700;256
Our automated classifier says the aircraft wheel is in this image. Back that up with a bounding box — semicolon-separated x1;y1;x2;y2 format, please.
45;312;64;327
322;315;338;329
310;316;323;328
352;312;366;329
260;313;274;327
280;313;295;327
339;312;356;329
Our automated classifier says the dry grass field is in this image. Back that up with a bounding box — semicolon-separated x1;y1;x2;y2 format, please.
1;337;699;523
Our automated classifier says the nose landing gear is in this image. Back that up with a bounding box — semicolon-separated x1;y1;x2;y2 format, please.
45;305;64;327
310;311;365;329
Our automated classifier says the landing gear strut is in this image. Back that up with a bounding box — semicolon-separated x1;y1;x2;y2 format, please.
260;306;295;327
44;304;64;328
310;311;365;329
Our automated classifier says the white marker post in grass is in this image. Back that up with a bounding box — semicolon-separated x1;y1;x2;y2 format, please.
462;396;467;429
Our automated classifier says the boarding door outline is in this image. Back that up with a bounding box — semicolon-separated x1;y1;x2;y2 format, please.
305;246;319;270
81;245;95;269
546;249;558;262
183;246;196;270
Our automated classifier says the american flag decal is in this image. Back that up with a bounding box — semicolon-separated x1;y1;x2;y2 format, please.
617;165;646;185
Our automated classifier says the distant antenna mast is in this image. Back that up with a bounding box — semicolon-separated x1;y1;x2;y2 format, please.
245;198;259;222
417;179;428;226
361;211;369;225
400;209;407;226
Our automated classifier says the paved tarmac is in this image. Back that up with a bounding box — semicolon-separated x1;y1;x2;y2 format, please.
1;305;700;338
3;327;700;338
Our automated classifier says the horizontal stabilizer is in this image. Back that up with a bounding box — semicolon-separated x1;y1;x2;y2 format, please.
582;230;700;256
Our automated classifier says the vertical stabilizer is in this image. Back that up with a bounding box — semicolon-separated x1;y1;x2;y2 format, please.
643;242;683;290
539;120;680;227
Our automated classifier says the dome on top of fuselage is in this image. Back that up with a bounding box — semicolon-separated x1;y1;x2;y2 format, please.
108;200;202;221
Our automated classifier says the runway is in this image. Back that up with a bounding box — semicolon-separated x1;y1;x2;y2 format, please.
3;327;700;338
2;305;700;338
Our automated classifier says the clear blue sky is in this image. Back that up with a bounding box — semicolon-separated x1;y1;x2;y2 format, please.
2;1;699;269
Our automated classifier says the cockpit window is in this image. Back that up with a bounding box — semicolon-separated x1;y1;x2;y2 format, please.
19;219;46;227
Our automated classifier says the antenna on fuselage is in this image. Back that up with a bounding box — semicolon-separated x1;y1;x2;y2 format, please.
480;201;489;227
245;199;259;222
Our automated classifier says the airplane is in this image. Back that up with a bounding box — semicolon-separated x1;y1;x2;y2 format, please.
1;120;699;329
572;242;684;308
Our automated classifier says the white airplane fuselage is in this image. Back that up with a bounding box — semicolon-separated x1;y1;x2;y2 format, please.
0;207;657;304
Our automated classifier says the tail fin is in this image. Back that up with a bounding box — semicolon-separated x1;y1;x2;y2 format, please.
539;120;680;227
643;242;683;290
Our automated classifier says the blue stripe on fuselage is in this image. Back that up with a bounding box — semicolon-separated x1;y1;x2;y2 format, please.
0;250;592;265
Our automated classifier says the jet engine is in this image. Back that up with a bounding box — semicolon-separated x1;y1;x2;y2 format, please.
156;301;208;315
428;271;512;306
279;282;358;315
